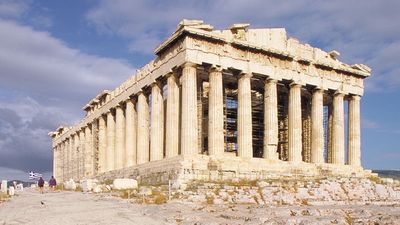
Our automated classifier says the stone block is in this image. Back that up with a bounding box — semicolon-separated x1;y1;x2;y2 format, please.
64;179;77;190
93;185;103;193
8;186;15;196
80;179;98;192
112;178;138;190
1;180;7;193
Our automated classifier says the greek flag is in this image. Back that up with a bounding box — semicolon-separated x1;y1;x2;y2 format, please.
29;171;42;180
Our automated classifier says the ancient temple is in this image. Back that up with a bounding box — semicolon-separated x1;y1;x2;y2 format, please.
49;20;372;184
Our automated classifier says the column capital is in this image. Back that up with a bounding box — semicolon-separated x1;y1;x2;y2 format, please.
289;81;302;88
165;71;177;79
208;65;223;73
238;72;252;79
264;78;278;84
334;90;346;97
349;94;361;101
150;80;162;88
313;87;324;93
181;62;197;69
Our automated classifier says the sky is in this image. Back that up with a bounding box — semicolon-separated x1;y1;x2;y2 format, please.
0;0;399;181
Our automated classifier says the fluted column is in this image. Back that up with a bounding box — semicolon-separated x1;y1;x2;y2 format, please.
150;82;164;161
106;111;115;171
208;66;224;156
165;73;180;158
348;95;361;167
84;126;93;177
79;131;85;180
237;73;253;157
311;88;325;163
125;99;137;167
331;92;345;164
67;138;71;180
53;146;57;179
115;105;125;170
74;133;80;180
181;63;198;156
137;92;149;164
263;79;278;160
98;115;107;173
288;82;302;162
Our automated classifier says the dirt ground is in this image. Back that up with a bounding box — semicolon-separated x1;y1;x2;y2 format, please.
0;188;399;225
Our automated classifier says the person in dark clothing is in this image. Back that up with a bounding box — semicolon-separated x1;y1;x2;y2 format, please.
38;177;45;194
49;176;57;191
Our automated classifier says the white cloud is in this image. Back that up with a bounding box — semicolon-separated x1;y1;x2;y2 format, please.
0;19;135;173
86;0;400;91
0;0;29;18
362;118;379;129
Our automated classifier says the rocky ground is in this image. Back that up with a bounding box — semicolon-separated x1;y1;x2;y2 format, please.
0;188;399;225
1;177;400;225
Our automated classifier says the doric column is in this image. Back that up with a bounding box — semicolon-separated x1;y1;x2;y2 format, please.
74;133;80;180
311;88;325;163
61;142;65;182
137;91;149;164
348;95;361;167
125;99;137;167
79;130;85;180
181;62;198;156
150;82;164;161
84;125;93;177
98;115;107;173
114;105;125;170
288;82;302;162
237;73;253;158
106;111;115;171
165;72;180;158
331;92;345;164
208;66;224;156
66;138;71;180
263;79;279;160
53;146;57;179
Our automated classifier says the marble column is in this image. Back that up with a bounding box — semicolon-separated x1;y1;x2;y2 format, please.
84;125;93;177
237;73;253;158
165;73;180;158
74;133;80;180
181;63;198;156
79;131;85;179
125;99;137;167
263;79;279;160
288;82;302;162
150;82;164;161
331;92;345;164
98;115;107;173
137;92;150;164
115;105;125;170
348;95;361;167
53;146;57;179
67;138;71;180
311;88;325;163
208;66;224;156
106;111;115;171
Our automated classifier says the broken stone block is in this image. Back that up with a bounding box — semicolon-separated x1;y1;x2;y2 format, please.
112;179;138;190
8;186;15;196
81;179;98;192
64;179;77;190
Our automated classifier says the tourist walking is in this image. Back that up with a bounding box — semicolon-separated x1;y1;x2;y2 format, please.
38;177;45;194
49;176;57;191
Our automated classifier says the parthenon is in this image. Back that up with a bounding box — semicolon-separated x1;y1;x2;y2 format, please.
49;20;372;184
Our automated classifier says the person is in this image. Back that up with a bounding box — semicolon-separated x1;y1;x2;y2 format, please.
38;177;45;194
49;176;57;191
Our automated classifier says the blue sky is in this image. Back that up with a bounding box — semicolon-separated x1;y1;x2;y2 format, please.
0;0;399;181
